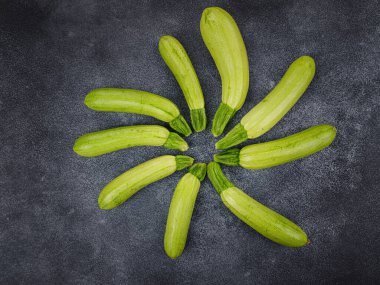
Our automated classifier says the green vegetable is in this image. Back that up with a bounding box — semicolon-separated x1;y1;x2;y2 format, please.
85;88;192;136
159;36;206;132
73;125;189;157
200;7;249;137
164;163;206;259
98;155;194;210
207;162;308;247
216;56;316;149
215;124;336;169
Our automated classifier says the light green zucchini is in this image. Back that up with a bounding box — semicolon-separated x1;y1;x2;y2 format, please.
85;88;192;136
164;163;206;259
216;56;316;149
214;124;336;169
207;162;308;247
200;7;249;137
98;155;194;210
159;36;206;132
73;125;189;157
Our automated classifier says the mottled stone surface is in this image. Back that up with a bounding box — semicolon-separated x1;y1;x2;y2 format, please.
0;0;379;284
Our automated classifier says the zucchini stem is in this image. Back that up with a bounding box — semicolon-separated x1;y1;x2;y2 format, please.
190;108;207;132
216;123;248;149
189;163;207;181
164;132;189;151
212;103;236;137
214;149;240;166
169;115;192;137
175;155;194;170
207;162;234;194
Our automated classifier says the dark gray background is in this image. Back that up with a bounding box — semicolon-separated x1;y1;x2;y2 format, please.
1;0;379;284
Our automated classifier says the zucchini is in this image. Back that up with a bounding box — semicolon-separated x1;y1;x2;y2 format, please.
73;125;189;157
98;155;194;210
159;36;206;132
200;7;249;137
216;56;316;149
214;125;336;169
85;88;192;136
164;163;206;259
207;162;308;247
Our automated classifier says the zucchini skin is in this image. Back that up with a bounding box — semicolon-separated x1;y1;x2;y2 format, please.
85;88;179;121
221;187;308;247
85;88;192;136
200;7;249;136
159;36;206;132
240;124;336;169
242;56;315;138
98;155;193;210
73;125;188;157
207;162;308;247
216;56;315;149
215;125;336;169
164;163;206;259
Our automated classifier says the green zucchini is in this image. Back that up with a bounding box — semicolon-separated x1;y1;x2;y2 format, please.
164;163;206;259
216;56;316;149
73;125;189;157
200;7;249;137
98;155;194;210
159;36;206;132
207;162;308;247
214;124;336;169
85;88;192;136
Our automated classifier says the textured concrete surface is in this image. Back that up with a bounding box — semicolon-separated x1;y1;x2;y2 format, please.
0;0;379;284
